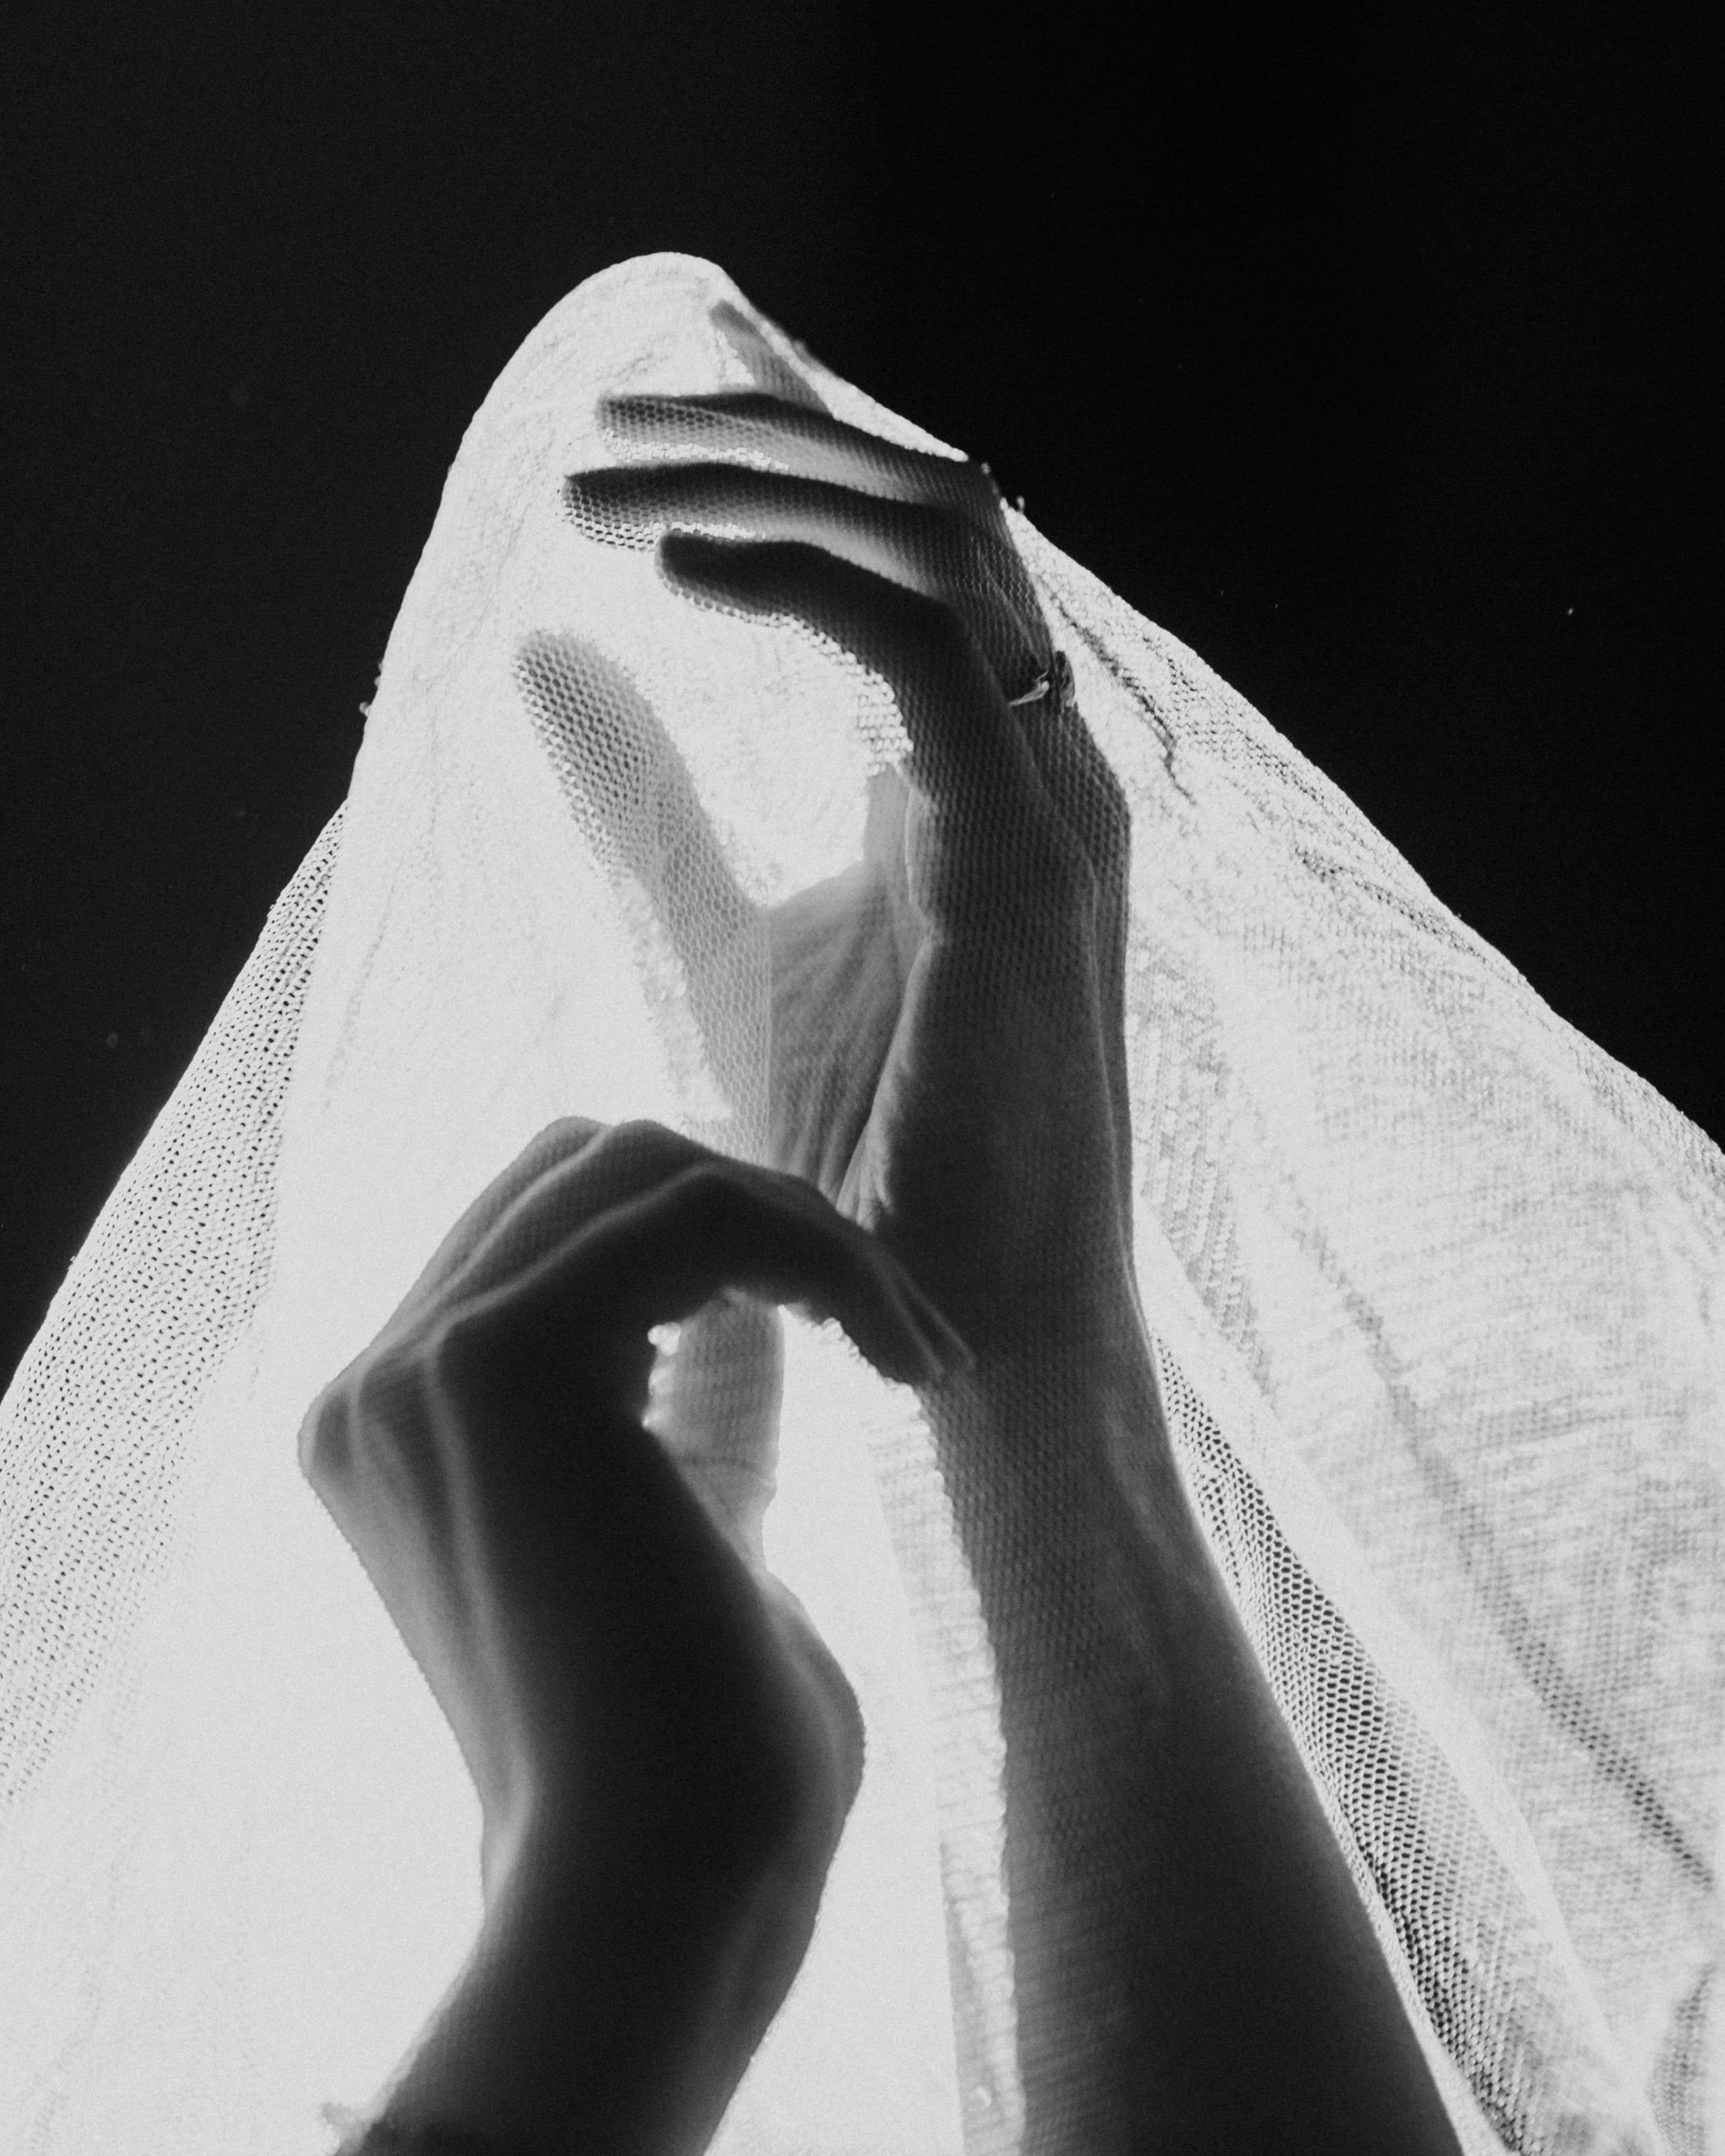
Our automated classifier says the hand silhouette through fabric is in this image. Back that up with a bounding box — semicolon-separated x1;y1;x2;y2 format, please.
300;1117;971;1904
538;388;1139;1387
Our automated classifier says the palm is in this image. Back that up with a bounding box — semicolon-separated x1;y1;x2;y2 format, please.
535;381;1136;1371
763;767;915;1209
762;757;1132;1394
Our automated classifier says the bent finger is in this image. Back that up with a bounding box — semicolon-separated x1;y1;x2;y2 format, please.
435;1119;715;1327
514;632;768;1126
452;1153;975;1400
708;299;832;417
401;1121;606;1302
315;1119;615;1404
563;463;1036;695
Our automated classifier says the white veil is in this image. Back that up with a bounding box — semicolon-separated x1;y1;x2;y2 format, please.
3;253;1719;2155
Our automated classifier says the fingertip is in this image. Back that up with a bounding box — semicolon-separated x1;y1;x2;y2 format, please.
888;1271;977;1382
825;1292;937;1390
657;532;762;608
942;1328;979;1379
900;1333;948;1389
886;1313;971;1390
659;529;742;575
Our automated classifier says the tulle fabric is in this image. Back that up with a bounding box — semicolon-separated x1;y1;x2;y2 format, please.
2;254;1720;2153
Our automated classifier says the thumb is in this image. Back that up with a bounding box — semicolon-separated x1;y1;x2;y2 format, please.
515;630;767;1134
647;1289;784;1570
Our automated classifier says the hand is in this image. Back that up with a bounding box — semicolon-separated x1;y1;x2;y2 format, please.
298;1116;973;1903
538;384;1136;1388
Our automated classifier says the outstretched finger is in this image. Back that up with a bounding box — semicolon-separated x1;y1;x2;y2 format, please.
634;296;1055;664
449;1152;975;1403
566;461;968;581
598;389;1004;533
707;299;832;417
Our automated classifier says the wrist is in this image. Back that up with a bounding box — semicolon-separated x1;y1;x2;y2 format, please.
368;1807;830;2156
928;1276;1197;1565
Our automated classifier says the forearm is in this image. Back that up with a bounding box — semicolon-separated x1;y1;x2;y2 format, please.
350;1808;827;2156
927;1320;1465;2155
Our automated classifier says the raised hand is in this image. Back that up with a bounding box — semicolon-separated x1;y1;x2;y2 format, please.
488;378;1472;2156
301;1115;974;2156
535;383;1136;1395
298;1117;971;1899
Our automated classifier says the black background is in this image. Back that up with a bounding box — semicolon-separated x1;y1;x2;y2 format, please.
3;4;1715;1395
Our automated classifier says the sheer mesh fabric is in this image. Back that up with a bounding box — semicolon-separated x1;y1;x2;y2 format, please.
2;254;1719;2153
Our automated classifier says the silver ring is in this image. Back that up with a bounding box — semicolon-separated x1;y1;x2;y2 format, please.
1007;648;1073;710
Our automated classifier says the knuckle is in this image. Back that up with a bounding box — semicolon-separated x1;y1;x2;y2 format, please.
1001;813;1103;932
1098;772;1132;873
922;508;993;608
928;498;981;565
507;1116;601;1196
1040;831;1103;919
917;596;974;679
1068;742;1132;890
603;1115;701;1167
579;1117;702;1198
353;1343;418;1433
425;1307;493;1405
296;1388;338;1485
681;1158;747;1225
299;1350;408;1493
961;456;1004;511
546;1113;606;1152
678;1161;776;1262
1096;753;1130;826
